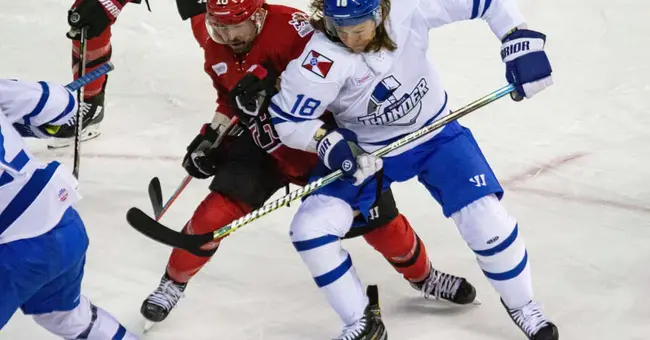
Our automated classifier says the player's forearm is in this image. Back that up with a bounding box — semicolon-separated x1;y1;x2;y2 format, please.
274;119;327;153
482;0;527;40
0;79;77;126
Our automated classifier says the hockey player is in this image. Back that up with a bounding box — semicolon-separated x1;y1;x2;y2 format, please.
53;0;143;148
139;0;477;329
0;79;138;339
261;0;558;338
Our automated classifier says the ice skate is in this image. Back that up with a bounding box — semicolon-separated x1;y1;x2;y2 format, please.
140;273;187;333
48;91;104;149
333;285;387;340
502;299;559;340
410;265;480;305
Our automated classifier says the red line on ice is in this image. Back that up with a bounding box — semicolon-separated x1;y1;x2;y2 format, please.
34;151;181;162
504;152;649;214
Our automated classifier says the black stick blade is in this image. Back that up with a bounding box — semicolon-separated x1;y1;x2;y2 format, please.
148;177;163;218
126;207;215;257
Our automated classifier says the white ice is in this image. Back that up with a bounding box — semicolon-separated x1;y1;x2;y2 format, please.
1;0;649;339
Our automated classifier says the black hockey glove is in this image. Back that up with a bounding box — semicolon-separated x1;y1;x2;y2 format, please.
176;0;207;21
182;123;225;179
229;64;279;126
67;0;130;39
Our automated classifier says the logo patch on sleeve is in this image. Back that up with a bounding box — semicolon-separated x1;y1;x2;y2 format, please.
289;12;313;37
301;50;334;78
211;62;228;76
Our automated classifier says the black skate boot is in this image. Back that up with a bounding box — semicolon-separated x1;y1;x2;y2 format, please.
410;265;478;305
502;299;559;340
140;273;187;332
333;285;387;340
48;90;105;149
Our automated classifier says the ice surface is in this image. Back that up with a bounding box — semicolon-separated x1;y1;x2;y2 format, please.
1;0;649;339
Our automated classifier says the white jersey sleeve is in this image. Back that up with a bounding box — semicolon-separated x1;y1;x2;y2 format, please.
0;80;80;245
0;79;78;127
270;33;352;152
417;0;525;39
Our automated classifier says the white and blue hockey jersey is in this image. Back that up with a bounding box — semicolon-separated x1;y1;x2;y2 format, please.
0;79;81;244
270;0;524;156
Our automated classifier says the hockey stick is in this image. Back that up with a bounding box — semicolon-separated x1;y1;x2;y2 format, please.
72;27;88;179
126;84;516;256
147;116;240;221
65;61;115;92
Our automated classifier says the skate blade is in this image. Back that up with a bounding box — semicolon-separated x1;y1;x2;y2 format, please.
47;130;102;149
143;319;158;334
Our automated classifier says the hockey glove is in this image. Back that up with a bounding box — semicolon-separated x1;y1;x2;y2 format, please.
501;29;553;101
230;64;279;126
182;123;225;179
317;128;383;186
67;0;130;39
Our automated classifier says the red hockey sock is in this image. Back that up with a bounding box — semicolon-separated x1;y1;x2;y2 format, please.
363;213;431;283
72;28;112;99
166;192;251;283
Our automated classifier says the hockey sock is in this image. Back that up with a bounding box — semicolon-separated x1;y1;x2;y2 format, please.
363;213;431;283
290;195;368;326
33;295;137;340
72;28;111;99
451;195;533;309
166;192;251;283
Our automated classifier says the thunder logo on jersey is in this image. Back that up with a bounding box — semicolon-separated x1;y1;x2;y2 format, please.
359;75;429;126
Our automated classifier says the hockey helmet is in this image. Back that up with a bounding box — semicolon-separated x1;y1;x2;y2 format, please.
323;0;382;28
205;0;267;48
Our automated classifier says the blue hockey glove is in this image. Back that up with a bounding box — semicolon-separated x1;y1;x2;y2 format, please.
501;29;553;100
317;128;383;186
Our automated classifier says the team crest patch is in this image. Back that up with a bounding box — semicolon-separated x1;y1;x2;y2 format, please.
301;50;333;78
211;62;228;76
289;12;313;37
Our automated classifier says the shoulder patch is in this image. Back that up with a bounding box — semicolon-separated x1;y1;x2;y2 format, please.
211;62;228;76
301;50;334;78
289;12;313;38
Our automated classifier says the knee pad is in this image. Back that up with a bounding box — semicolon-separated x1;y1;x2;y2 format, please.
451;195;527;281
290;195;353;242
